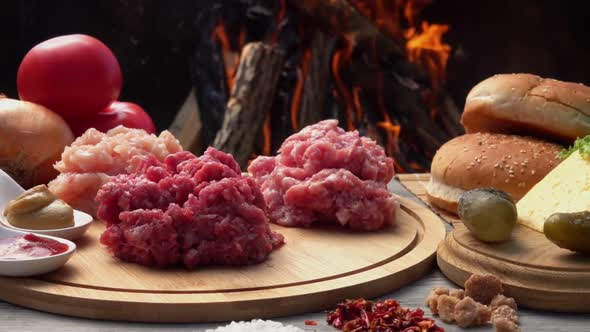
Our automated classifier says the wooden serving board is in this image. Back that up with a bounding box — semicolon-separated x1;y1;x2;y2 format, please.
0;197;445;323
401;173;590;312
397;174;460;224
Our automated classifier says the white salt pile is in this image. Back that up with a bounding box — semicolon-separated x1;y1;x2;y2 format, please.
206;319;304;332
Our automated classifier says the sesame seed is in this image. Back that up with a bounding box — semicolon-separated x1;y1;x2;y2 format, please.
531;170;536;175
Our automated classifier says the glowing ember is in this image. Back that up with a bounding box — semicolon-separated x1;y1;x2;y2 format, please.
331;39;357;131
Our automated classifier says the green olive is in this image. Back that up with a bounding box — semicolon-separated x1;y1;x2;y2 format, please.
544;212;590;254
458;188;517;243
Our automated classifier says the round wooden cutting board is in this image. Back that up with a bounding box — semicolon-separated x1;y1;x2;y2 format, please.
438;223;590;312
0;197;445;322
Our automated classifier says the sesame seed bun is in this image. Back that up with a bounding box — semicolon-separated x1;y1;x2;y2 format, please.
462;73;590;144
426;133;563;214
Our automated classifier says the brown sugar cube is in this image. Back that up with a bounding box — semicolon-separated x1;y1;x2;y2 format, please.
454;296;492;328
436;294;460;323
464;274;504;305
425;287;450;315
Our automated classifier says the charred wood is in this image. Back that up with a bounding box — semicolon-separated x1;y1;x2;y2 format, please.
285;0;428;84
213;43;285;167
299;32;337;128
192;8;229;150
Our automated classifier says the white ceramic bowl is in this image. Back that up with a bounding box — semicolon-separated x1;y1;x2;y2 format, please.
0;170;93;241
0;226;76;277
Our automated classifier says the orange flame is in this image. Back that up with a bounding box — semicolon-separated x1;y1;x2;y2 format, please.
291;48;312;131
331;37;357;131
406;22;451;91
271;0;288;45
213;21;248;91
350;0;451;91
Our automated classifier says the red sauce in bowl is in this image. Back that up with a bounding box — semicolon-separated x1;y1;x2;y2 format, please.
0;234;69;260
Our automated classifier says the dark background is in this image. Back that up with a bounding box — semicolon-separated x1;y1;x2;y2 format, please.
2;0;590;132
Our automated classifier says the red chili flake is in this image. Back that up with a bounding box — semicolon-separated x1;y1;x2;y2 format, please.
326;298;444;332
305;320;318;326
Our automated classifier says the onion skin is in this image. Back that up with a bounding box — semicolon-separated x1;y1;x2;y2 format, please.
0;97;74;188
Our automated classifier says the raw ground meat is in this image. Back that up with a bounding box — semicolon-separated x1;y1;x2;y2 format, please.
48;126;182;216
97;148;284;268
248;120;398;231
48;173;111;217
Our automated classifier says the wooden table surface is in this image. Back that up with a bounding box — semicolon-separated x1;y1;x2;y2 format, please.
0;177;587;332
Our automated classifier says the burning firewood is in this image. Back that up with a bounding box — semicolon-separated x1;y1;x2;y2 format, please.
299;32;337;129
212;42;285;167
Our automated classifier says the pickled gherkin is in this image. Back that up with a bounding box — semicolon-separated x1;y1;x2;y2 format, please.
544;212;590;254
458;188;517;243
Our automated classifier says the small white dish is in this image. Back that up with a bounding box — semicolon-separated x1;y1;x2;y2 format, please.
0;170;93;241
0;226;76;277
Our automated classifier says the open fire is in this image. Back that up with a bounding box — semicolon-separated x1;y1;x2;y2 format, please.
190;0;463;172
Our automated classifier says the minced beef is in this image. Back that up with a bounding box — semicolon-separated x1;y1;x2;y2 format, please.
248;120;398;231
97;148;284;268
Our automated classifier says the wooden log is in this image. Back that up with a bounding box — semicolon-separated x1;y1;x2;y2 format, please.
213;42;285;167
192;11;230;149
298;32;336;128
168;89;202;153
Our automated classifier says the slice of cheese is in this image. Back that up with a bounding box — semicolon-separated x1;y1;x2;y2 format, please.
517;150;590;232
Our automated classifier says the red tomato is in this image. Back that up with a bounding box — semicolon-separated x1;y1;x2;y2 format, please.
17;34;122;119
70;101;156;136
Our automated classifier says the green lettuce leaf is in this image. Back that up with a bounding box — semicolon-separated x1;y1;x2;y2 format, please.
559;135;590;159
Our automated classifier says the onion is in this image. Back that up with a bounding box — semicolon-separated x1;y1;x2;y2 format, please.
0;95;74;188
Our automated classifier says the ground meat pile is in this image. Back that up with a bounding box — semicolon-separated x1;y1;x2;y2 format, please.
425;274;521;331
248;120;398;231
96;148;284;268
49;126;182;216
